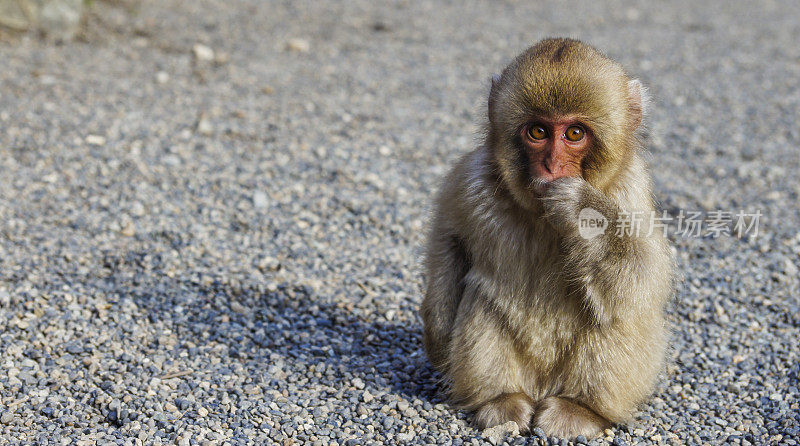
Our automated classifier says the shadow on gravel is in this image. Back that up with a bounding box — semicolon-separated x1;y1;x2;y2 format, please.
236;283;444;404
93;256;444;405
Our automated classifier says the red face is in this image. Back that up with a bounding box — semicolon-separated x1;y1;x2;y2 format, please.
521;117;591;183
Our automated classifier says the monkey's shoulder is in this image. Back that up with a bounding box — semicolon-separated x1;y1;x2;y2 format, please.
436;148;517;218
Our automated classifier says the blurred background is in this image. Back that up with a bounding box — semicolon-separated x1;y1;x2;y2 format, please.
0;1;798;444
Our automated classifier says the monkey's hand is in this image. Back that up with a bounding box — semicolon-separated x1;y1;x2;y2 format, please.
540;177;670;325
540;177;619;242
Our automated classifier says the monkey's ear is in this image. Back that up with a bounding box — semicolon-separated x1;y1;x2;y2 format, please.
488;74;501;123
627;79;646;129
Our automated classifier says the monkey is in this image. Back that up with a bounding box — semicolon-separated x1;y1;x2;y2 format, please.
420;38;673;439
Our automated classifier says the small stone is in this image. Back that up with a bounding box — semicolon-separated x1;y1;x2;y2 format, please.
253;191;269;208
192;43;215;62
130;201;146;217
156;71;170;84
784;259;798;276
257;256;280;272
1;412;13;424
286;38;310;52
395;431;415;442
120;222;136;237
163;154;181;166
352;377;365;389
230;301;247;314
402;407;417;418
262;86;275;94
362;390;373;403
482;421;520;443
175;399;191;411
197;406;209;417
86;135;106;146
197;116;213;136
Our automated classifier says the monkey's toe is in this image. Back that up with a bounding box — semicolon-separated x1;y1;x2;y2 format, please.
474;392;535;433
533;396;610;439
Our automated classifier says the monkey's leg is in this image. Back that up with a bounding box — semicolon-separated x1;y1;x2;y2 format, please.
448;293;535;432
533;396;609;438
554;324;666;437
421;228;471;371
474;392;535;432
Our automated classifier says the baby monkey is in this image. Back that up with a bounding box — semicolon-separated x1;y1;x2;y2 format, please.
421;38;672;438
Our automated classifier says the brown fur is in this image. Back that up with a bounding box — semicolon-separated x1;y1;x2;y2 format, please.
421;38;673;439
534;397;609;438
474;393;536;433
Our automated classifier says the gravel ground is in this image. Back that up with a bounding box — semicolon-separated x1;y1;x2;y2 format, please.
1;1;799;445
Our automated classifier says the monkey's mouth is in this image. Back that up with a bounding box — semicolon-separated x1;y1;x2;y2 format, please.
528;163;582;194
529;176;550;194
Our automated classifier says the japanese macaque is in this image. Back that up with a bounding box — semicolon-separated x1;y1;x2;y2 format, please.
420;38;673;439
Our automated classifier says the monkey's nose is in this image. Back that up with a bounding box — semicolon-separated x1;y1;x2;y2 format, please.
543;158;554;174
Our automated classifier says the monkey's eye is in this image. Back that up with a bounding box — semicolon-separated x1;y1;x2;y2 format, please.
565;126;585;142
527;125;547;140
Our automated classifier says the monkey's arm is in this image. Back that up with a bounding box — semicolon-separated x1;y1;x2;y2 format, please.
420;214;472;372
541;177;672;325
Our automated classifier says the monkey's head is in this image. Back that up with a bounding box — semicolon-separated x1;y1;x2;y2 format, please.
487;38;644;208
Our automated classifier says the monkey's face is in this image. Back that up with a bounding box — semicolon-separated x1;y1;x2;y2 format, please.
520;117;593;189
487;39;640;207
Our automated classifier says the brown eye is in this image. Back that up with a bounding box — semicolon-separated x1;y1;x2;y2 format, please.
565;126;585;142
528;125;547;140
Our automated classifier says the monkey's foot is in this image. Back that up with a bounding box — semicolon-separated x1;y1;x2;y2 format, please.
533;396;609;439
473;392;535;433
